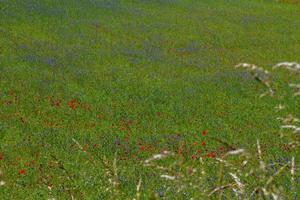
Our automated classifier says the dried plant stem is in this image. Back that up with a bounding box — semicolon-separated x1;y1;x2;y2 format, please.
208;183;236;197
265;163;289;187
291;157;295;193
134;178;142;200
217;161;225;200
257;139;266;171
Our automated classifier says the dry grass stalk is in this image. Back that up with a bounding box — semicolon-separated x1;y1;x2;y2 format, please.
229;173;245;193
235;63;274;97
256;140;266;171
133;178;142;200
273;62;300;72
144;151;174;164
291;157;295;193
208;183;236;197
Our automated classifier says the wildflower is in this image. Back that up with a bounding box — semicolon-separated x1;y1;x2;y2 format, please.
0;181;5;186
201;130;207;136
201;141;206;147
139;146;145;152
206;152;216;158
0;155;3;160
191;154;197;159
156;112;161;117
219;146;225;151
67;99;77;110
18;169;26;175
93;144;97;148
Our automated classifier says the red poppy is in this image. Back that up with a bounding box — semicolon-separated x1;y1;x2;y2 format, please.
93;144;97;148
67;99;77;110
201;130;207;136
196;150;202;154
139;146;145;152
191;154;197;160
18;169;26;175
0;155;3;160
201;141;206;147
206;152;216;158
219;146;225;151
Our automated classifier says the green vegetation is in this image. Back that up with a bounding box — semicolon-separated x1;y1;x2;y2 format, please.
0;0;299;199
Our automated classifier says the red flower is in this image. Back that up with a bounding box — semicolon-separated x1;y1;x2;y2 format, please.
156;112;161;117
67;99;77;110
219;146;225;151
139;146;145;152
18;169;26;175
206;152;216;158
201;141;206;147
196;150;202;154
201;130;207;136
191;154;197;159
0;154;3;160
93;144;97;148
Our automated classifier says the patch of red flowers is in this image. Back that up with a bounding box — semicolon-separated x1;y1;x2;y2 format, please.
18;169;26;175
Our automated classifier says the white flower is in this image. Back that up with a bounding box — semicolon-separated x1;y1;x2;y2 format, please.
0;181;5;186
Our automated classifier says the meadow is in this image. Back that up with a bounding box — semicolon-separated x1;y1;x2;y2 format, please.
0;0;300;199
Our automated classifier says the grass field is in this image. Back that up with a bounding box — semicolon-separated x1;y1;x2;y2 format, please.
0;0;300;199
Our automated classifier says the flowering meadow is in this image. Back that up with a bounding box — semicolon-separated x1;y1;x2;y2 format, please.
0;0;300;199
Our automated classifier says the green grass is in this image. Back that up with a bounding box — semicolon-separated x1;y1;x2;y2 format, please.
0;0;299;199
